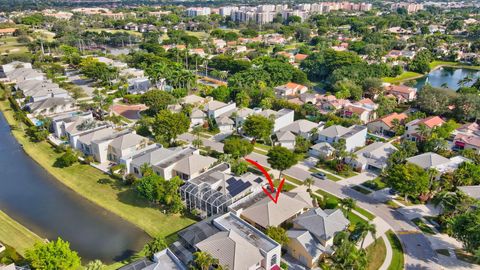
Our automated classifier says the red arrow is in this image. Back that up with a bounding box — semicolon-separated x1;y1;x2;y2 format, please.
245;158;285;204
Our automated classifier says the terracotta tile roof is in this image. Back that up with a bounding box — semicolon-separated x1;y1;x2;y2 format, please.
344;104;368;114
374;112;408;128
454;133;480;148
386;84;415;94
294;53;308;61
0;28;16;34
416;116;445;128
357;98;375;106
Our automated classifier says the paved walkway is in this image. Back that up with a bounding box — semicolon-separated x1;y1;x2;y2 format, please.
380;234;394;270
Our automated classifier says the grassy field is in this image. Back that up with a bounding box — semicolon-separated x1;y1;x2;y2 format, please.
382;71;423;84
0;36;28;54
429;60;480;71
362;177;387;191
0;210;43;256
0;100;195;240
387;231;404;270
352;185;372;195
366;237;387;270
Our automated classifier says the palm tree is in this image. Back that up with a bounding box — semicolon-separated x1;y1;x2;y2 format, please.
417;123;431;140
304;177;314;192
143;237;167;259
356;222;377;249
339;198;356;214
193;251;218;270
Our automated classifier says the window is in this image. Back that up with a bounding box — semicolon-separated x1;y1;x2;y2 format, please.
134;167;139;174
271;254;277;266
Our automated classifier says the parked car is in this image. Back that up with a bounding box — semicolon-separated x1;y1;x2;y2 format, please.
312;172;326;180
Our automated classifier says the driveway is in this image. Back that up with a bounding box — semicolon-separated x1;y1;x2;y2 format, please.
178;133;224;153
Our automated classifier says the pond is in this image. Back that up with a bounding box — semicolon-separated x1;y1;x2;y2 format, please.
0;112;150;263
414;67;480;91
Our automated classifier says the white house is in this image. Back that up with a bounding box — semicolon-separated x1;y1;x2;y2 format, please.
26;97;77;116
127;77;151;94
258;108;295;132
204;100;237;119
276;130;296;149
317;125;367;152
274;82;308;98
345;142;397;171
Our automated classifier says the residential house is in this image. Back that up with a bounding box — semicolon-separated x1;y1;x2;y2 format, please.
405;116;445;142
240;190;314;230
258;108;295;132
234;107;255;127
52;111;94;138
190;109;206;127
275;130;296;149
4;68;43;83
15;80;69;103
279;119;320;139
26;97;77;116
406;152;470;173
66;119;110;151
367;112;408;136
91;131;149;163
317;125;367;152
294;53;308;62
191;213;282;270
342;103;375;124
308;142;335;159
286;208;349;269
453;133;480;154
216;115;235;133
274;82;308;98
130;147;216;180
76;127;117;157
181;163;263;216
204;100;236;119
345;142;397;172
127;77;151;94
384;84;417;102
2;61;32;74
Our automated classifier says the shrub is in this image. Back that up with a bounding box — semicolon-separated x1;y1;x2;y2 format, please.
124;173;137;185
325;197;339;209
55;150;77;168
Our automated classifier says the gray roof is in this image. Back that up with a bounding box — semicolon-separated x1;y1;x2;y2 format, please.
293;208;349;243
281;119;318;134
78;127;116;145
27;97;74;113
109;133;148;150
458;186;480;200
310;142;334;152
216;115;234;125
172;154;216;175
241;191;312;228
276;130;296;142
354;142;397;167
190;108;205;118
287;230;326;259
6;68;43;82
131;148;176;167
196;230;263;270
205;100;228;111
152;248;187;270
318;125;350;138
406;152;450;169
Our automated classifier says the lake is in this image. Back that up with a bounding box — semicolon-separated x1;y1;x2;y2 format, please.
414;67;480;91
0;112;150;263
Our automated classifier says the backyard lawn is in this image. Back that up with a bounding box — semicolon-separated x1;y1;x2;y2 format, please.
0;101;195;239
0;37;28;54
314;189;375;220
0;210;43;256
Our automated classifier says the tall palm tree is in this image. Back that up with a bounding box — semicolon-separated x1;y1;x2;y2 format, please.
193;251;218;270
304;177;314;191
356;222;377;249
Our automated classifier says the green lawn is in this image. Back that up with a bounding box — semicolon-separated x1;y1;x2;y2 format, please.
0;210;43;256
0;37;28;54
254;143;272;152
274;179;295;192
382;71;423;84
385;200;400;209
366;237;387;270
387;231;404;270
362;177;387;191
429;60;480;71
284;175;304;186
411;218;435;235
88;28;142;37
0;101;195;240
315;189;375;220
315;163;357;178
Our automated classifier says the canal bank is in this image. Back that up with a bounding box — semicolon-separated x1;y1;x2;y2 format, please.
0;99;195;263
